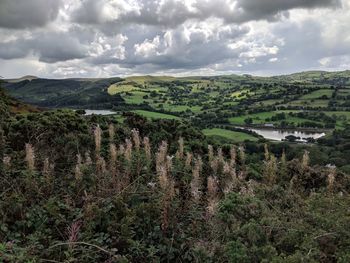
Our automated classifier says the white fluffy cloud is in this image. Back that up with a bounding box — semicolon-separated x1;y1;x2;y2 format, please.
0;0;349;78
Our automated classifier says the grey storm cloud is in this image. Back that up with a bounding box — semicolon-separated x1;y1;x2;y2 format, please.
224;0;341;23
0;0;348;78
73;0;341;27
0;0;62;29
0;32;88;63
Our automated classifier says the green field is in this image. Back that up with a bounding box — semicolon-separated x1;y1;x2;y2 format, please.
231;90;252;99
338;89;350;95
229;111;297;125
160;104;202;113
300;89;333;99
126;75;176;84
324;111;350;118
123;91;148;104
108;83;138;95
228;110;326;127
288;99;329;107
202;128;259;142
132;110;180;120
259;99;284;106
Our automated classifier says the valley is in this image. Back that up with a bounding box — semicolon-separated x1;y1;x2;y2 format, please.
4;70;350;143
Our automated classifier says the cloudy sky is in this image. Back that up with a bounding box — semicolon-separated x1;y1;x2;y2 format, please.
0;0;349;78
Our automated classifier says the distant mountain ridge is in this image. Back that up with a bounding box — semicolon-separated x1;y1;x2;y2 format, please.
3;70;350;109
5;70;350;82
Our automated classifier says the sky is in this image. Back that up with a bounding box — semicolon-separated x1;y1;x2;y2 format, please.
0;0;349;79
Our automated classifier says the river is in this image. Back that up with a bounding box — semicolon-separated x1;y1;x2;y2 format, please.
244;127;326;142
83;109;117;116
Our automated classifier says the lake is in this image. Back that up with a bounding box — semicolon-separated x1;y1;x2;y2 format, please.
244;127;326;142
83;109;117;116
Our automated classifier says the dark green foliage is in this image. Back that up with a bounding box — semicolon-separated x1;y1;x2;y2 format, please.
1;108;350;262
225;240;249;262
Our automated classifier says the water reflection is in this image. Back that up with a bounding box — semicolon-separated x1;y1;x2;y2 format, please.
246;127;326;142
83;109;116;116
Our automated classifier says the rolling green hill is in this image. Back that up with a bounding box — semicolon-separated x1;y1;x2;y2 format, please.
3;77;125;109
3;70;350;132
0;86;39;119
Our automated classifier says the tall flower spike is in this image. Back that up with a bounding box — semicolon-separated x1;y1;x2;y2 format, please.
42;158;50;177
217;148;224;166
191;157;203;202
109;143;117;171
143;137;151;161
208;145;214;163
119;144;125;156
108;123;115;142
94;125;102;157
125;139;133;162
230;145;236;167
327;167;336;193
264;144;270;161
2;155;11;168
76;154;82;165
280;149;288;181
156;141;168;173
207;176;219;216
302;150;309;170
158;165;168;191
239;145;246;166
74;164;82;180
210;158;219;175
223;161;237;194
96;156;107;175
131;128;140;150
264;155;277;185
67;220;82;249
166;156;173;173
85;152;92;166
25;143;35;171
178;137;184;159
185;152;193;169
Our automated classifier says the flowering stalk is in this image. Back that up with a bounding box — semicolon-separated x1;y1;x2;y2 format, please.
124;139;133;162
25;143;35;171
108;123;115;142
302;150;309;170
327;167;336;193
94;125;102;158
207;176;219;216
143;137;151;161
67;220;82;249
185;152;193;169
131;129;141;151
191;157;203;202
176;137;184;159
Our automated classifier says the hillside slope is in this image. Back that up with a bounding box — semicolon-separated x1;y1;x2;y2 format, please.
0;87;39;119
2;77;125;109
4;70;350;109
